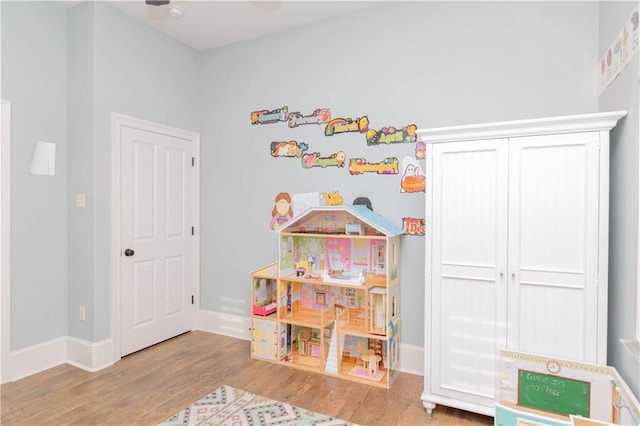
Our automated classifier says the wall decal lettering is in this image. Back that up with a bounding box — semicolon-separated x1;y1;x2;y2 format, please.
400;156;426;193
348;157;399;175
301;151;347;169
288;109;331;128
325;116;369;136
366;124;417;145
251;106;289;125
402;217;425;236
271;141;308;158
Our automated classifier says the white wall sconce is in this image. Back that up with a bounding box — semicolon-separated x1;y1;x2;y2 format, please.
29;141;56;176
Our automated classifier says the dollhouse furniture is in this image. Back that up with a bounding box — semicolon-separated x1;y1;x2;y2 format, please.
418;111;626;416
249;205;403;389
298;328;310;356
361;349;381;376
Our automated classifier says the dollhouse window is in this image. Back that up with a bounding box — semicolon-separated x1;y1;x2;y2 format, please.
315;291;327;306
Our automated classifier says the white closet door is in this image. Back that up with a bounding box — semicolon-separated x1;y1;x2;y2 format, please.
431;138;508;405
507;132;600;362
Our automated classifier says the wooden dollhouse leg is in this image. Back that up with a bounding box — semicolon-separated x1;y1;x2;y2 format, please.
362;357;370;373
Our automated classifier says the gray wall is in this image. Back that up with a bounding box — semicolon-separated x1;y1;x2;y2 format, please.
67;2;200;341
199;1;600;347
598;0;640;400
1;2;68;349
4;1;200;347
67;0;96;343
5;0;638;398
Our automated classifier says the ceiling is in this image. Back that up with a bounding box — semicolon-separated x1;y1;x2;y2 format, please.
102;1;380;51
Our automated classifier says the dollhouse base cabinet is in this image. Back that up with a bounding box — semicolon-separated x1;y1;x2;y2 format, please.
250;263;282;362
251;318;279;361
250;206;404;389
419;112;626;416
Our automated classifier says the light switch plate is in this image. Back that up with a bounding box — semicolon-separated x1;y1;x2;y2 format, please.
76;193;86;208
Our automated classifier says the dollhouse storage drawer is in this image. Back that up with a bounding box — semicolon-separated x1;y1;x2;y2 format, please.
251;318;278;361
250;263;280;362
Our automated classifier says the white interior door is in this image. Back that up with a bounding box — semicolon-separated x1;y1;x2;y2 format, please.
507;132;600;362
121;124;196;356
430;138;508;405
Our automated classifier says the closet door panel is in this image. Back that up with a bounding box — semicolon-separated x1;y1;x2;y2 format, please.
431;139;508;404
517;284;586;357
507;132;600;362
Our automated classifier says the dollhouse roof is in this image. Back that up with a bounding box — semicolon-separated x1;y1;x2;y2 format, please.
278;205;404;237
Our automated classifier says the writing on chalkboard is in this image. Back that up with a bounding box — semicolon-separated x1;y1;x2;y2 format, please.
518;370;590;418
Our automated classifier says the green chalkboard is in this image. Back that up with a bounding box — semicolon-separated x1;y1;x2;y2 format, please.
518;370;590;417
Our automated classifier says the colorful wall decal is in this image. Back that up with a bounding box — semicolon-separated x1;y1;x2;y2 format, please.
321;190;344;206
270;192;293;230
301;151;347;169
352;197;373;211
402;217;425;236
415;141;426;159
270;141;308;158
251;106;289;125
365;124;417;145
599;5;639;94
400;156;426;193
288;108;331;128
324;116;369;136
348;157;399;175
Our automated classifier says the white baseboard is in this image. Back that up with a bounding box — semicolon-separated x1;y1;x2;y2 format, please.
197;309;251;340
197;309;424;376
3;336;114;383
5;336;67;382
399;343;424;376
67;337;114;372
4;309;424;383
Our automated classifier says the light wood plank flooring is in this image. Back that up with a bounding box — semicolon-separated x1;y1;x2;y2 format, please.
1;331;493;425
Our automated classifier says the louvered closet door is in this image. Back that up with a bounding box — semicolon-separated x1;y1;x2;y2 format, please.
507;132;600;362
431;138;508;406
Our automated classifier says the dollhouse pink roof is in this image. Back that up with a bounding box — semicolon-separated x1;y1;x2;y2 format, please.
278;205;404;237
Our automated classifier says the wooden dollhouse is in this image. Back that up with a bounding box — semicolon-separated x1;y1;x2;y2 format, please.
249;206;403;388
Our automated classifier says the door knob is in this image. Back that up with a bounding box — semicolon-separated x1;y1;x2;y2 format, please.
124;248;135;257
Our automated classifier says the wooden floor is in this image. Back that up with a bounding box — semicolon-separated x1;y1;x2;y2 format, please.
1;331;494;425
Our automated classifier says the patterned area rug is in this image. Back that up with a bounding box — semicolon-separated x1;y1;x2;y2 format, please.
158;385;358;426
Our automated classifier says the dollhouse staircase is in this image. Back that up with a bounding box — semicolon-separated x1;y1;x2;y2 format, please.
324;322;344;374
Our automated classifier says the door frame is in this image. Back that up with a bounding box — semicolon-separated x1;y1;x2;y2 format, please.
1;100;11;383
111;113;200;360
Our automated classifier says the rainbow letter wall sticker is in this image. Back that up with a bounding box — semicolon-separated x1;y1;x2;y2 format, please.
253;104;424;234
324;116;369;136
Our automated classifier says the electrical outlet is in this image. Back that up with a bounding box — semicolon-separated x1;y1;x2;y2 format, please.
79;305;86;321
